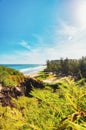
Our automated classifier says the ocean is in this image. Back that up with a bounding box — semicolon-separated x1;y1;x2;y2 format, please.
0;64;45;74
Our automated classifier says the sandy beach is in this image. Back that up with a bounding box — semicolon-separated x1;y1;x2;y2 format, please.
24;65;46;77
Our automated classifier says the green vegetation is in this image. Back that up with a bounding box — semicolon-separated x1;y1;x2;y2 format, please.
0;64;86;130
35;71;50;80
0;77;86;130
0;66;24;87
45;57;86;79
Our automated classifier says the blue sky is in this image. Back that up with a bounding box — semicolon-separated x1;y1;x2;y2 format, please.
0;0;86;64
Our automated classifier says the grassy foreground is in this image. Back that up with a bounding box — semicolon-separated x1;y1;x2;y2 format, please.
0;68;86;130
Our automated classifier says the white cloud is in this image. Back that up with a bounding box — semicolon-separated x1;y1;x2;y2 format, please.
57;19;77;36
19;40;31;50
47;19;86;59
1;19;86;64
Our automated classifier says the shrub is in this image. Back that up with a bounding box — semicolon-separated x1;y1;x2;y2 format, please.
0;66;24;87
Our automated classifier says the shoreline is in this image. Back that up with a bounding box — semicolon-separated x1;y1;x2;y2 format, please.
24;65;46;77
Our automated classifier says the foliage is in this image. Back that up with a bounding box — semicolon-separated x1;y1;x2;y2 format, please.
45;57;86;79
0;77;86;130
0;66;24;87
0;106;26;130
35;71;50;80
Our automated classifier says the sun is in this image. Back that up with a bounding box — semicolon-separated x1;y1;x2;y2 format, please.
75;0;86;28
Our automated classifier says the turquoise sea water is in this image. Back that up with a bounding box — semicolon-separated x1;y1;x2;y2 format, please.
0;64;44;74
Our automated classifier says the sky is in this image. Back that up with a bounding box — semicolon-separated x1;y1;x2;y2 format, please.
0;0;86;64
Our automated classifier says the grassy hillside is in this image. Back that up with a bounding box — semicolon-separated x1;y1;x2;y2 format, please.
0;66;24;87
0;65;86;129
0;76;86;130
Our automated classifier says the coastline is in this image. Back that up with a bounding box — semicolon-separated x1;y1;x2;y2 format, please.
24;65;46;77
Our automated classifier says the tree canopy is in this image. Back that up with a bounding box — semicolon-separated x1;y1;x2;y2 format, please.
45;57;86;79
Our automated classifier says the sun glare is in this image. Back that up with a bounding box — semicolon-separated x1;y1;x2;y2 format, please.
75;0;86;28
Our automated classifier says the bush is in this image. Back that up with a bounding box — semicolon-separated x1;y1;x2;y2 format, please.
0;66;24;87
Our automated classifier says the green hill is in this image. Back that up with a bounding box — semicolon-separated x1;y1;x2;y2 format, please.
0;66;86;130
